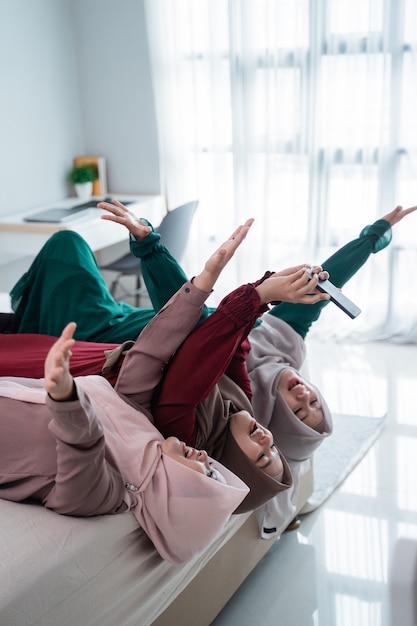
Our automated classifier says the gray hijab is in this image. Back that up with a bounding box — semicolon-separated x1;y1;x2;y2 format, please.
247;315;333;462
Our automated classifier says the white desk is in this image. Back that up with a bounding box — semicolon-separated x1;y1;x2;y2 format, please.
0;195;166;256
0;194;166;292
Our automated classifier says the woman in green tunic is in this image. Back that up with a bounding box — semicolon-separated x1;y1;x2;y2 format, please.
8;207;212;342
7;200;417;349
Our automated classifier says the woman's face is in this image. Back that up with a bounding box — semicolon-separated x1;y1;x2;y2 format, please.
161;437;226;483
229;411;283;478
278;368;324;429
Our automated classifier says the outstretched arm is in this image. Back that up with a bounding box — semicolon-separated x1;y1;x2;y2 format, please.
260;205;417;308
266;202;417;339
98;199;208;315
114;220;254;407
43;320;127;516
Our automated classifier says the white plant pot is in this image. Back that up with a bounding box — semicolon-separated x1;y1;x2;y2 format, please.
74;182;93;199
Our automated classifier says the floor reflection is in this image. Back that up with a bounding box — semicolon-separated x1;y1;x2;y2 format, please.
212;338;417;626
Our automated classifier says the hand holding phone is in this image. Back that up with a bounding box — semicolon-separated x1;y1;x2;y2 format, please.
309;271;361;319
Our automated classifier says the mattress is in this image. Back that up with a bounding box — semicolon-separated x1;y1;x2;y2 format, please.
0;458;313;625
0;499;252;626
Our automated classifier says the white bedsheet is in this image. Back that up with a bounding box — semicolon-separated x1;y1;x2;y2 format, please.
0;499;251;626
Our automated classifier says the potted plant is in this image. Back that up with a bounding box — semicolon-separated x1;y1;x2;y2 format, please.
69;164;98;199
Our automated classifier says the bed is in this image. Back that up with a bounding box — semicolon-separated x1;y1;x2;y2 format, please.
0;459;313;626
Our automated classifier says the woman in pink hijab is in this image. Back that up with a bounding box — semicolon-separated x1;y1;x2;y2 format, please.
0;225;252;564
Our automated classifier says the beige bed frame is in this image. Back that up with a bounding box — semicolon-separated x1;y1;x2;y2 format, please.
154;461;313;625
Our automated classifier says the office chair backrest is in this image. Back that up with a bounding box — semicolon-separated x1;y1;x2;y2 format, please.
156;200;198;262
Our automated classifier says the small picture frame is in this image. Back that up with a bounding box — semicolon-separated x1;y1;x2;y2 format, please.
73;155;107;196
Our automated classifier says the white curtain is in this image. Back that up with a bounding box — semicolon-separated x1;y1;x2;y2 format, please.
144;0;417;342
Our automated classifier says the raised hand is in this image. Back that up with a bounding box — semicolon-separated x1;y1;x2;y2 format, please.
98;199;152;240
193;218;255;293
44;322;77;401
382;205;417;226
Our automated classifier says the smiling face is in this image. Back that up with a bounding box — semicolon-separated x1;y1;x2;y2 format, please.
277;368;325;429
228;410;283;478
160;437;226;483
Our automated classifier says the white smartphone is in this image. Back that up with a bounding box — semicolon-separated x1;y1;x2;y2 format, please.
310;272;361;319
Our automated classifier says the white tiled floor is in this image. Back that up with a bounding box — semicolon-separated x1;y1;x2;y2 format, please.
212;337;417;626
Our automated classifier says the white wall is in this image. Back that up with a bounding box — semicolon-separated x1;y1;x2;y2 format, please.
0;0;83;214
71;0;160;195
0;0;161;217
